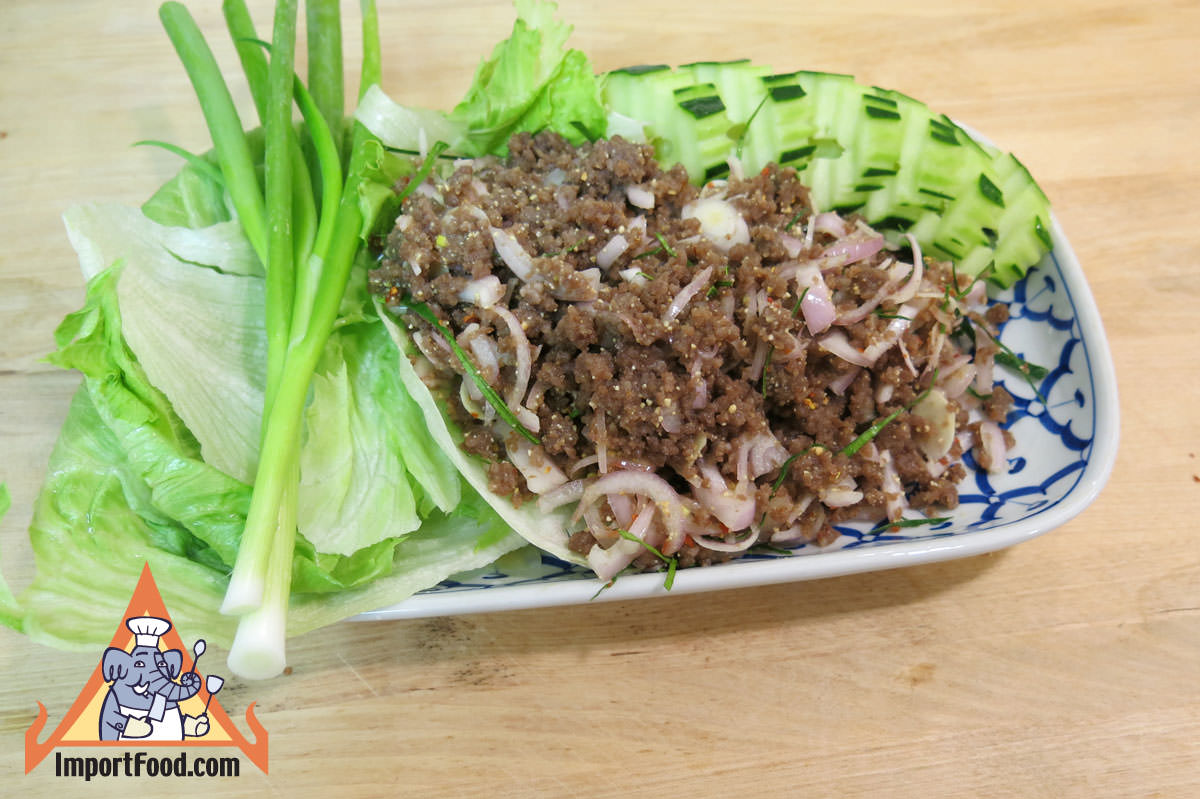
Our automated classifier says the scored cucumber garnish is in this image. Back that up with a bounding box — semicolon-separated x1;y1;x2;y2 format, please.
602;61;1052;287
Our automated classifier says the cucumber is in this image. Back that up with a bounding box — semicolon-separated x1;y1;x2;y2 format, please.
601;61;1052;286
738;72;821;174
686;59;771;123
601;65;735;181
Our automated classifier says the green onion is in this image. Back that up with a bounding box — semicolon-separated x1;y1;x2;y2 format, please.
132;140;226;186
222;1;270;123
261;0;300;408
358;0;381;97
159;0;399;678
159;2;267;264
305;0;345;158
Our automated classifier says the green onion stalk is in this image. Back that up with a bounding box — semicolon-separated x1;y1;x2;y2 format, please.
159;0;386;678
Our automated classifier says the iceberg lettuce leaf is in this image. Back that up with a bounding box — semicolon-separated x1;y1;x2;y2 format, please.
63;203;267;485
446;0;605;155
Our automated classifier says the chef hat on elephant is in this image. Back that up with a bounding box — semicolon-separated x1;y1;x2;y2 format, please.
126;616;171;648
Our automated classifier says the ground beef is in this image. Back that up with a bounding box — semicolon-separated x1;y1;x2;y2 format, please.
370;131;1016;574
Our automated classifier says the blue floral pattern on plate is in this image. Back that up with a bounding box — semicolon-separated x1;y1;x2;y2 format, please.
357;220;1119;621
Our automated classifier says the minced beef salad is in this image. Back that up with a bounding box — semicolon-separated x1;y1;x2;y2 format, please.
370;131;1015;580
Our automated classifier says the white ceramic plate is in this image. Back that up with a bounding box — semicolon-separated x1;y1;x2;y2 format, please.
355;213;1119;621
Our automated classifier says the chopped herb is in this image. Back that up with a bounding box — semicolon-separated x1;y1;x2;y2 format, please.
873;309;912;320
591;577;616;599
784;208;805;231
634;245;663;260
733;93;769;159
752;543;794;556
966;386;992;401
840;405;908;458
636;270;654;281
995;350;1049;380
394;140;449;206
791;285;809;316
770;445;824;497
866;515;952;536
955;316;976;345
706;279;734;298
971;321;1049;402
616;528;668;561
655;232;677;257
615;528;678;591
840;370;937;457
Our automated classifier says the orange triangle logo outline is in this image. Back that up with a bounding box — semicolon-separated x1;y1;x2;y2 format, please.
25;562;268;773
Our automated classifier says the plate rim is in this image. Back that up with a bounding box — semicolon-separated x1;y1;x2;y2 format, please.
353;212;1121;622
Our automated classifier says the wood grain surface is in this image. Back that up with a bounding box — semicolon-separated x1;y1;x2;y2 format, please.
2;1;1198;796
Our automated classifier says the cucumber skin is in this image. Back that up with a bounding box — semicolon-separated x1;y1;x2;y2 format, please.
600;63;1052;287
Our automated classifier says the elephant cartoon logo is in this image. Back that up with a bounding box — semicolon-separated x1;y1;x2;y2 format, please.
99;616;215;741
24;562;269;775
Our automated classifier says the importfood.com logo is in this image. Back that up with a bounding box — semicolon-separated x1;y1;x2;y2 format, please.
24;563;268;779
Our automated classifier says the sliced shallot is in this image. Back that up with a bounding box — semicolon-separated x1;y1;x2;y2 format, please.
976;420;1009;474
692;526;761;553
690;463;756;532
490;226;533;280
663;265;714;324
794;265;836;335
537;480;584;513
625;185;655;210
489;305;533;412
458;275;503;309
596;234;629;269
573;470;687;554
